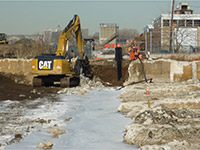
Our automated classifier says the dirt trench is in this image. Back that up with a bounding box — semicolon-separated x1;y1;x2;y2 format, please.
91;60;130;86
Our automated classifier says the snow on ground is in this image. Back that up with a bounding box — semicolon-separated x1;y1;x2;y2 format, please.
0;76;138;150
5;88;138;150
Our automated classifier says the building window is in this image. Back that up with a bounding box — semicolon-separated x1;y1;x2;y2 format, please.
179;20;185;27
186;20;193;27
173;20;178;27
194;20;200;27
163;20;170;26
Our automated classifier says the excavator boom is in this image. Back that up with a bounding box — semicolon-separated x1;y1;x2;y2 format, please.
56;15;84;59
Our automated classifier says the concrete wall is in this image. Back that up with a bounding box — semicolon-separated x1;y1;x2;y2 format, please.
0;59;32;82
198;27;200;48
0;58;200;84
126;59;200;84
99;23;118;45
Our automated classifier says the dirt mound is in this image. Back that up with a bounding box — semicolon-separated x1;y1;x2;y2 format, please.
13;38;35;45
0;38;47;59
0;73;59;101
91;60;130;86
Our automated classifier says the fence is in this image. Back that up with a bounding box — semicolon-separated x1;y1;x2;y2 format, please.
142;27;200;54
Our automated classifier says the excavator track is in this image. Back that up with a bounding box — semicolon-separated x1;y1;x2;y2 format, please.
60;77;80;88
60;77;70;87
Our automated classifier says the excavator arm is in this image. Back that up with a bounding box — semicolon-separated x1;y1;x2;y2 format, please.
56;14;93;79
56;15;84;59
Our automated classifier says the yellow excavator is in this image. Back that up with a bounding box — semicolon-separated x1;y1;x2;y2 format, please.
0;33;8;44
31;14;93;87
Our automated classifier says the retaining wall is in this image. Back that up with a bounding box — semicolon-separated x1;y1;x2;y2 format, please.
126;59;200;84
0;59;32;82
0;59;200;84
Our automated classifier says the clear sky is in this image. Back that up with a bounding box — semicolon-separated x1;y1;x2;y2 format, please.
0;0;200;35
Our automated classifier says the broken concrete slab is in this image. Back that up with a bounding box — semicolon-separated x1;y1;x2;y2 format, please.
119;79;200;149
125;59;200;85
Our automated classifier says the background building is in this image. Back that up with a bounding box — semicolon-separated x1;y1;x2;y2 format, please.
43;28;52;43
99;23;119;49
144;3;200;53
51;25;62;43
82;29;89;39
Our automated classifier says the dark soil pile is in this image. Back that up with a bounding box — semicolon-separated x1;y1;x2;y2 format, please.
91;60;130;86
0;73;59;101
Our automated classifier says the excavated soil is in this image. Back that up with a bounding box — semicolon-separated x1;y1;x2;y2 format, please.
0;73;60;101
91;60;130;86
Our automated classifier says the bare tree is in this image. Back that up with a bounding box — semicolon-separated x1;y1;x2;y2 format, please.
173;27;197;53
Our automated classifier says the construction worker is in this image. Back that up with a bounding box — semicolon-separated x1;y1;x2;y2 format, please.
129;46;141;61
129;49;135;60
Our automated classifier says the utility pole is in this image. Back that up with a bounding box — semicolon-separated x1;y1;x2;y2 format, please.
169;0;175;53
150;31;152;53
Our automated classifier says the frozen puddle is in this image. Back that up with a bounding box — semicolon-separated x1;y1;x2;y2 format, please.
6;88;138;150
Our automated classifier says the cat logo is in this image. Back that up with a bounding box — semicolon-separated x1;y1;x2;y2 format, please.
38;60;53;70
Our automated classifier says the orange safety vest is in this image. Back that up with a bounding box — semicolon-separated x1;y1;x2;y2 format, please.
129;51;135;60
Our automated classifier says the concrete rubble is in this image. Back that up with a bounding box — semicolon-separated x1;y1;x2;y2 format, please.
48;126;66;135
36;141;53;149
118;60;200;149
48;125;66;139
57;75;104;95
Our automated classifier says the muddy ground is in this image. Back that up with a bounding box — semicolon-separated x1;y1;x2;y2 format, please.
91;60;130;86
0;73;60;101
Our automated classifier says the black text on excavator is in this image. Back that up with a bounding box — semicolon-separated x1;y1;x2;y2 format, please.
31;15;93;87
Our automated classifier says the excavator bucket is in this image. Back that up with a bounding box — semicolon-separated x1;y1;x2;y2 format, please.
81;56;93;79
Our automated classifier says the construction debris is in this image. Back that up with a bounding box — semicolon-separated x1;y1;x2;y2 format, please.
36;141;53;149
65;117;72;121
119;81;200;149
48;126;66;135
